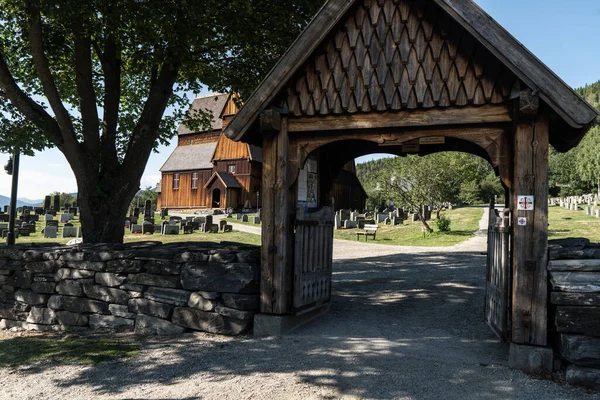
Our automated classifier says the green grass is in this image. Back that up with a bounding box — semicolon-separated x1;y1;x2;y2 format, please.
225;213;261;227
548;205;600;242
0;212;261;247
334;207;485;247
0;334;139;368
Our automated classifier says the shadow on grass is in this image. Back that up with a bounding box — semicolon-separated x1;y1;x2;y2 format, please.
0;335;139;368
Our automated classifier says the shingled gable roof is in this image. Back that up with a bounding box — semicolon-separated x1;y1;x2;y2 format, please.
204;172;241;189
178;93;230;135
224;0;598;149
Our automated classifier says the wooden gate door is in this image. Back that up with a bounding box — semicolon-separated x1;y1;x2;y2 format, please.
485;204;512;340
293;206;334;315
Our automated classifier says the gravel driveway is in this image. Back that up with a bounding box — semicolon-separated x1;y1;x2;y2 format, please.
0;210;596;399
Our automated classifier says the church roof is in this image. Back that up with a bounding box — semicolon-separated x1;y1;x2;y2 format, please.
177;93;230;135
159;142;217;172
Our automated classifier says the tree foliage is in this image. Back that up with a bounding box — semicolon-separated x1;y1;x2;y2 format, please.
0;0;324;242
356;152;500;233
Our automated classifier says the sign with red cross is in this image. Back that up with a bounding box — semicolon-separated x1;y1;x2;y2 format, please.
517;195;535;211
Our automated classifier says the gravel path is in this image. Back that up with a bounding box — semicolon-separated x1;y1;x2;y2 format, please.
1;210;597;399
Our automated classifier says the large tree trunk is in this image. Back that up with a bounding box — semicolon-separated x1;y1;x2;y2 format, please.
74;166;141;243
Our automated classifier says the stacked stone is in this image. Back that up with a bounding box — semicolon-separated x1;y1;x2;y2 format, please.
0;243;260;336
548;238;600;390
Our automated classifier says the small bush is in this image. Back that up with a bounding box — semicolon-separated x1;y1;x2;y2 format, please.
435;215;451;232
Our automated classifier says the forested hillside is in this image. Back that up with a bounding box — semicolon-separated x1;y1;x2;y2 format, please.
356;79;600;206
549;79;600;196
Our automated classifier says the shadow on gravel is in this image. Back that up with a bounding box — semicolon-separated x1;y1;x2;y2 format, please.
8;251;586;399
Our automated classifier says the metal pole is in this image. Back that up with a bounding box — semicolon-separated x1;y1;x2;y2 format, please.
6;148;20;246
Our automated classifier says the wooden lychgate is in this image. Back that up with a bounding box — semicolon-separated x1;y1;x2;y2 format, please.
224;0;598;350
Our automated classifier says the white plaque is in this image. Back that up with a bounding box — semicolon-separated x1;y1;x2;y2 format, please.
517;195;534;211
518;217;527;226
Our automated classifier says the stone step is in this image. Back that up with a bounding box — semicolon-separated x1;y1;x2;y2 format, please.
548;259;600;272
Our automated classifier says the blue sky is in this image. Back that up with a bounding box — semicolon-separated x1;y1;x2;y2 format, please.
2;0;600;199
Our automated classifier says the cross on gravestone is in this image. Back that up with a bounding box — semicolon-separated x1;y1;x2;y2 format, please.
44;196;51;210
53;195;60;211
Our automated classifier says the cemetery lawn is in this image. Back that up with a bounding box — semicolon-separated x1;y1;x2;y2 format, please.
225;214;260;227
0;332;139;368
0;213;261;247
334;207;485;247
548;205;600;242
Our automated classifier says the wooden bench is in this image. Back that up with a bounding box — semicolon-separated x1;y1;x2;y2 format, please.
356;224;378;241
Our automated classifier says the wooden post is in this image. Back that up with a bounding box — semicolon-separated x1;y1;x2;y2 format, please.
511;92;549;346
260;110;294;315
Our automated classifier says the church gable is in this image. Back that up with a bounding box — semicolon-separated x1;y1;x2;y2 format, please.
283;0;517;117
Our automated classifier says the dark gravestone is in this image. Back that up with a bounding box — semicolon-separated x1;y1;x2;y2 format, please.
44;196;51;210
3;205;8;213
133;207;140;218
69;207;77;216
144;200;152;220
0;214;9;223
183;224;194;234
205;215;213;231
35;207;45;215
142;221;154;235
53;195;60;211
160;208;169;219
219;220;228;231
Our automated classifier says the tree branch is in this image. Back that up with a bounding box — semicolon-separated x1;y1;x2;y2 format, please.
0;52;63;145
72;22;100;153
96;36;121;166
122;62;179;178
25;0;77;143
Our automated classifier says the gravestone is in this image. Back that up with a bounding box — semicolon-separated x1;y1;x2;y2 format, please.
384;218;390;225
130;224;143;234
35;207;45;215
43;226;58;238
412;214;420;222
133;207;140;218
236;213;243;220
204;216;213;232
18;228;30;237
334;214;341;229
391;217;403;226
144;200;153;221
340;209;351;221
209;224;219;233
142;222;154;235
586;206;591;215
195;216;206;225
53;195;60;211
223;225;233;233
344;220;357;229
183;224;194;234
44;196;51;210
253;216;261;225
162;225;179;235
242;215;249;223
377;213;387;223
0;214;9;223
62;226;78;238
597;210;600;219
46;220;58;227
3;205;8;213
60;213;70;223
69;207;77;216
219;220;228;231
423;206;432;221
350;212;359;221
160;208;169;219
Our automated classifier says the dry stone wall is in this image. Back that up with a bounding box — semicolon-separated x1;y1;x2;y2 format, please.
548;238;600;390
0;242;260;336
